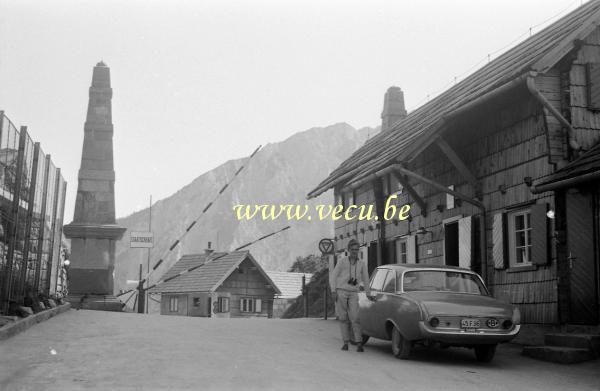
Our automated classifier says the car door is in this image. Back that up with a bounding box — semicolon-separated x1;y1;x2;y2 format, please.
359;268;389;339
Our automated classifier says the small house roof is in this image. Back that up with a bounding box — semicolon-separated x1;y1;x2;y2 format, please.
307;1;600;198
149;250;281;295
266;271;313;299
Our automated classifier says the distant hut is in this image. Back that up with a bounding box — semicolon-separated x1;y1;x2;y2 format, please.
149;250;280;318
266;271;312;318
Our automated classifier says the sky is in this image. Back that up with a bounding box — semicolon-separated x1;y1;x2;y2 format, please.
0;0;588;221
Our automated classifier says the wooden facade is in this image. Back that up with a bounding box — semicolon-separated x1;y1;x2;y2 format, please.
313;5;600;328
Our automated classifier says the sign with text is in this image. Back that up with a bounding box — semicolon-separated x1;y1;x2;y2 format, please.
130;231;153;248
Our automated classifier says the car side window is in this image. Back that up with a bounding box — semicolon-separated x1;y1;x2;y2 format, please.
370;269;388;291
383;270;396;293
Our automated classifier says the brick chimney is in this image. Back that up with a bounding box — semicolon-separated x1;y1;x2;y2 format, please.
381;86;407;132
205;241;214;256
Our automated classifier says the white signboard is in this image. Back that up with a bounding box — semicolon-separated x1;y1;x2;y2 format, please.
130;231;153;248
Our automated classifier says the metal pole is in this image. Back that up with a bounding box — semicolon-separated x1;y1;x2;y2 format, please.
323;286;328;320
146;195;151;314
137;264;145;314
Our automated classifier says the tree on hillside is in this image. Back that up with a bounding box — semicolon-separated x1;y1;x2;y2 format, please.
288;254;327;273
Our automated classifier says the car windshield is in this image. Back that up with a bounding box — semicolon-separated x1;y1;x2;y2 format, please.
401;270;487;295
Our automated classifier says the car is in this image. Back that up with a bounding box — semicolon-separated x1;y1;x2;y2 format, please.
358;265;520;362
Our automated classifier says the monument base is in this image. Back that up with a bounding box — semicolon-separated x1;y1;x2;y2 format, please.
65;294;125;312
68;267;114;295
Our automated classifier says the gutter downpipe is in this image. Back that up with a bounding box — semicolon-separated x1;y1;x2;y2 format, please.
525;73;581;152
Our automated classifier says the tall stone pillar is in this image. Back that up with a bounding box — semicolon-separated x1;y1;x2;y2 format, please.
63;62;126;310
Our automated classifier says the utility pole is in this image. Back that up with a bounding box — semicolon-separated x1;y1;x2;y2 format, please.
146;195;152;313
302;274;308;318
137;264;145;314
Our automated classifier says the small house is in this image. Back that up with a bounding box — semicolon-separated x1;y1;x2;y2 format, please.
266;271;312;317
149;250;280;318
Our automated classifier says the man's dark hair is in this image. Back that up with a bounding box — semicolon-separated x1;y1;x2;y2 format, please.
347;238;359;249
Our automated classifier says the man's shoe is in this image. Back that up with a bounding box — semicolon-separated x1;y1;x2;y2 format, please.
357;343;364;352
341;343;349;351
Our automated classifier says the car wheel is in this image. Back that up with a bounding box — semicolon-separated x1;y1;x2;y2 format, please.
474;344;497;363
361;334;370;345
391;326;411;359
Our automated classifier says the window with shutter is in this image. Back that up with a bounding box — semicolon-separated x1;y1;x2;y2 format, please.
493;213;507;269
406;235;417;264
586;63;600;110
530;203;549;266
395;238;408;264
508;209;532;267
458;216;473;269
255;299;262;313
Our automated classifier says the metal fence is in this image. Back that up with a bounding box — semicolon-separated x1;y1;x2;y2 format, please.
0;111;67;314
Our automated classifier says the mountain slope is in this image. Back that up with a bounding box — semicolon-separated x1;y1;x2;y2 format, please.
114;123;375;294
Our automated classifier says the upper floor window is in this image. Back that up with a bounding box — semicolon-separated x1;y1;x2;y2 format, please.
507;209;532;267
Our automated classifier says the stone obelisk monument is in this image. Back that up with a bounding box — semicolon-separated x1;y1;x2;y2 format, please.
63;62;126;311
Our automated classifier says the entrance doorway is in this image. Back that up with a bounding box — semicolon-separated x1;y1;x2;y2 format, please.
445;221;459;266
566;188;599;325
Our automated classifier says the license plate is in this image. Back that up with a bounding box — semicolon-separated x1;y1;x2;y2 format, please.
461;319;480;329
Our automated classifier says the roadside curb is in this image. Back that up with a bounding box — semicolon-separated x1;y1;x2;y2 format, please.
0;303;71;341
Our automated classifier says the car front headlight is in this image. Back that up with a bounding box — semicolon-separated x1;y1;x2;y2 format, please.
512;307;521;325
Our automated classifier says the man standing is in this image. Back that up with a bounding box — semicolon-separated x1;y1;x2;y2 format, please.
330;239;372;352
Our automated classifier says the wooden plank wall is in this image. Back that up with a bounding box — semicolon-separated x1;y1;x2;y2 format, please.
217;258;274;318
571;26;600;149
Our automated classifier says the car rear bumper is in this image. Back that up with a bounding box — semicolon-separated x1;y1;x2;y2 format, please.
418;322;520;345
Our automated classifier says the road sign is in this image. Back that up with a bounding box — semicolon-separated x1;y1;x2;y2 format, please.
130;231;153;248
318;238;335;255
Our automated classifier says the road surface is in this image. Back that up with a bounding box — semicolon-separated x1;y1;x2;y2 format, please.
0;310;598;390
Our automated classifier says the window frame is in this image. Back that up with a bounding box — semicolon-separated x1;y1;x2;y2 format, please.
507;208;533;267
169;296;178;312
218;297;230;313
382;270;397;293
396;237;408;264
370;268;389;291
240;297;261;313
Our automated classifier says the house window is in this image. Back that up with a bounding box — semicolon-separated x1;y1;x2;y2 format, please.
396;238;408;264
218;297;230;313
446;185;455;209
241;298;262;313
193;297;201;307
508;209;532;267
169;296;178;312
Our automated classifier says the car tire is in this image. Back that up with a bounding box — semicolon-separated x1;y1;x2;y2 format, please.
474;344;497;363
361;334;370;345
391;326;411;359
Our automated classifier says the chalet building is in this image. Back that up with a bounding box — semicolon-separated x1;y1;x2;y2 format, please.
266;271;312;318
308;2;600;333
149;250;280;318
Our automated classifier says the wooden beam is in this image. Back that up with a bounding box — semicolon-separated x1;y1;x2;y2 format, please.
391;170;427;217
435;137;481;197
394;164;485;210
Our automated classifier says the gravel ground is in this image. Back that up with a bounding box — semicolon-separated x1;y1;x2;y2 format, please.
0;309;598;391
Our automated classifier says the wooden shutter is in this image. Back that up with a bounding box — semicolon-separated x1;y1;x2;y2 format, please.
458;216;473;269
255;299;262;313
406;235;417;264
586;63;600;110
531;203;549;265
493;213;507;269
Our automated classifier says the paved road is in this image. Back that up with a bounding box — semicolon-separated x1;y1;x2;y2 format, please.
0;310;598;391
